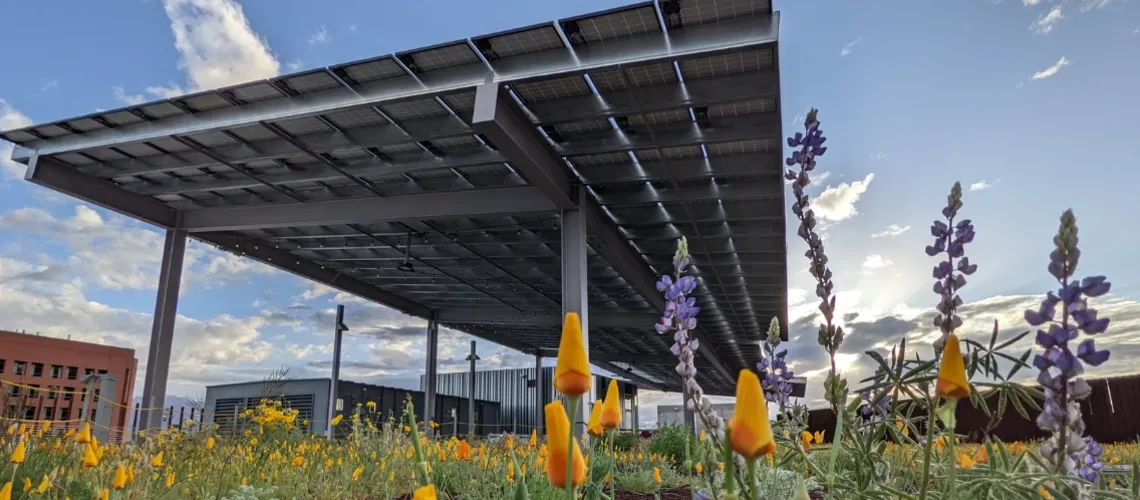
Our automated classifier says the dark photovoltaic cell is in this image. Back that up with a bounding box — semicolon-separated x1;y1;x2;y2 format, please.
568;152;633;167
273;116;333;136
283;72;343;94
182;93;233;112
563;5;662;45
706;138;775;156
339;58;407;83
324;108;389;129
231;82;286;103
65;119;105;133
512;76;591;103
678;48;774;80
635;145;702;161
441;92;477;114
589;62;678;92
476;26;565;59
380;98;449;121
677;0;771;27
708;98;777;118
402;43;481;72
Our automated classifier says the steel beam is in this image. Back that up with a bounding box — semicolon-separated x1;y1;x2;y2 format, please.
23;155;178;229
196;233;435;318
437;308;657;329
561;189;590;426
178;186;556;232
9;15;778;160
139;229;186;430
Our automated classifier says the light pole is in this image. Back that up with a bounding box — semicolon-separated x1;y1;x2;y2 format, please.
465;341;479;438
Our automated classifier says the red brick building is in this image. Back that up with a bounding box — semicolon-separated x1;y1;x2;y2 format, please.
0;330;138;434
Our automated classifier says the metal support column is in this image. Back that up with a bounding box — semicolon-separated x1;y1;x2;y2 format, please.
139;229;186;431
632;393;640;433
326;304;347;439
534;353;544;437
423;314;439;437
561;187;589;431
682;390;697;435
465;341;478;438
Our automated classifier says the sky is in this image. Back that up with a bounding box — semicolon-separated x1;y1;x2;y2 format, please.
0;0;1138;428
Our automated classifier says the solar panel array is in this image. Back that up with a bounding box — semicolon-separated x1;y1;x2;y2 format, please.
1;0;783;395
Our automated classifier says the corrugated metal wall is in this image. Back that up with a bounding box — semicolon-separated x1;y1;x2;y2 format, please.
429;368;640;435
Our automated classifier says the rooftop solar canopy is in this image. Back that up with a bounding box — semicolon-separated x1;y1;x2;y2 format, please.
3;0;785;396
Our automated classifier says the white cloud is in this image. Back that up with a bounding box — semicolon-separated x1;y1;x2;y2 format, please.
1032;56;1070;80
869;152;890;160
163;0;281;91
1023;0;1042;5
1030;6;1064;34
811;173;875;222
39;80;59;93
112;86;146;106
861;254;892;275
348;24;357;36
969;179;1000;191
840;36;862;57
285;343;333;359
286;60;303;72
0;99;34;180
308;25;330;45
1082;0;1117;10
871;224;911;238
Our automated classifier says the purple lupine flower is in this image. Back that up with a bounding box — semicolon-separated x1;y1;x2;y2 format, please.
758;317;795;411
1027;209;1112;480
858;389;892;420
785;109;845;408
927;183;977;354
656;237;725;439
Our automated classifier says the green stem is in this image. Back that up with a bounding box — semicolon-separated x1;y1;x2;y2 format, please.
946;415;957;500
607;429;615;500
746;460;758;500
916;398;937;500
722;427;737;496
566;396;579;500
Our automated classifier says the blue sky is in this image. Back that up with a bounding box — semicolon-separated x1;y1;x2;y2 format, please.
0;0;1137;424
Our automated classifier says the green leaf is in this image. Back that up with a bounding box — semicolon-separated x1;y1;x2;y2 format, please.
1131;459;1138;498
995;330;1032;351
1007;349;1033;380
1009;387;1031;420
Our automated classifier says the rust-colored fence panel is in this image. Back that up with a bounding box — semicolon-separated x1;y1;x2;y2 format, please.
806;374;1140;443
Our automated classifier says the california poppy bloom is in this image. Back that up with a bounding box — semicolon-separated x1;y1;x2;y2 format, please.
728;370;775;460
544;400;587;488
935;333;970;399
586;400;604;437
600;379;622;429
554;312;591;397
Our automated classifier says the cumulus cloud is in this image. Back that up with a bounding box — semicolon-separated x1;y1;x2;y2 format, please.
871;224;911;238
812;173;875;222
1032;56;1070;80
0;99;34;180
308;25;330;45
163;0;281;91
861;254;892;273
1030;6;1064;34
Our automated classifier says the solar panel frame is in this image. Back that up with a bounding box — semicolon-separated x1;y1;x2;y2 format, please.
678;47;775;80
398;41;483;73
473;23;566;60
336;56;408;83
380;98;450;121
676;0;772;27
560;3;663;45
511;76;592;103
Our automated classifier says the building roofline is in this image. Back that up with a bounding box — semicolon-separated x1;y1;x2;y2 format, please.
0;330;137;357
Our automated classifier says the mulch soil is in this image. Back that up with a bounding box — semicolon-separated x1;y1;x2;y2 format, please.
613;487;692;499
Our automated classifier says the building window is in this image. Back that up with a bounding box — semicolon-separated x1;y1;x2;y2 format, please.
28;384;40;398
4;406;14;418
59;407;70;421
50;365;63;379
23;407;35;420
97;369;107;375
80;388;87;402
14;361;26;376
46;386;57;399
90;409;97;421
66;367;78;380
31;363;44;377
6;385;18;397
84;368;94;376
43;407;54;420
62;388;73;401
0;359;5;373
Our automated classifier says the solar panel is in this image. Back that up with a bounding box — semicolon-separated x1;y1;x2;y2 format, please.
589;62;678;92
379;142;426;156
115;143;162;158
380;98;448;121
86;148;128;162
147;137;193;153
229;124;280;143
707;98;776;118
628;109;691;128
568;152;632;167
140;102;184;119
325;107;389;129
551;119;612;138
400;43;481;73
442;92;477;114
283;72;343;94
678;48;774;80
54;153;94;166
339;57;407;83
184;130;237;148
561;4;662;45
102;111;144;127
231;82;285;103
273;116;333;136
706;139;774;156
430;135;481;152
676;0;771;27
33;125;71;138
474;25;565;60
66;118;105;133
0;130;39;143
512;76;591;103
635;145;702;161
182;93;233;112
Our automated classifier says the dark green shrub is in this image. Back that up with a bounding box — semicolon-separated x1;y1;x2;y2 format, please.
647;424;688;466
611;431;639;451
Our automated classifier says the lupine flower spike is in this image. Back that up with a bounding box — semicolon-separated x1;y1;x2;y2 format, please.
927;182;977;355
757;317;796;413
1027;209;1112;480
785;108;845;409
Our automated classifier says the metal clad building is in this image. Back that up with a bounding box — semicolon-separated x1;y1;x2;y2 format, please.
205;378;501;437
429;367;640;435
